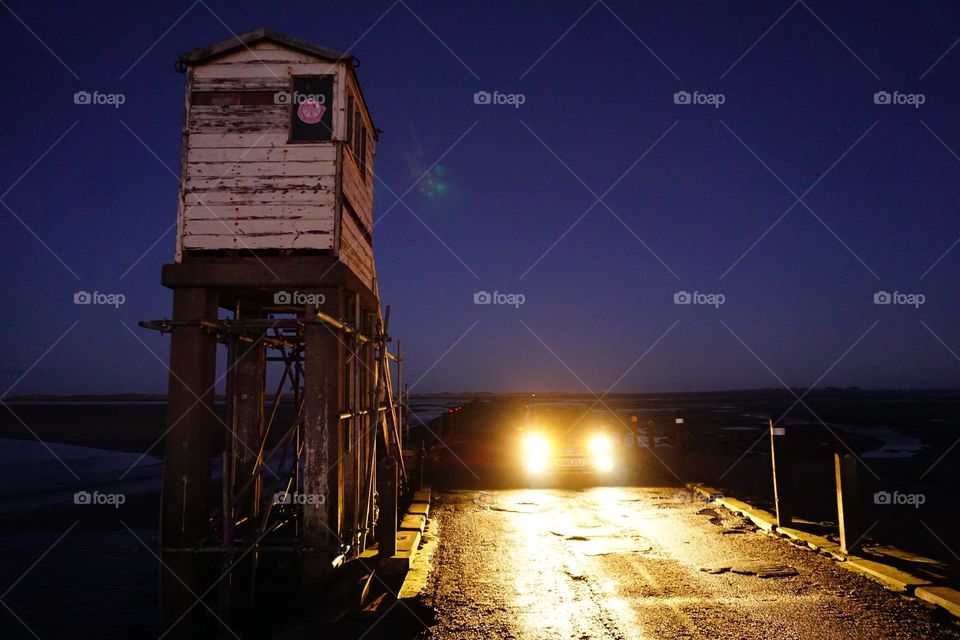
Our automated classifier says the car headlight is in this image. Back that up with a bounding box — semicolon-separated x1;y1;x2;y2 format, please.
523;433;550;456
589;434;612;453
523;434;550;473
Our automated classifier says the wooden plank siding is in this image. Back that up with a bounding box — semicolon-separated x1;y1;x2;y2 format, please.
337;210;375;289
336;69;376;289
341;150;373;230
176;40;377;290
179;42;340;256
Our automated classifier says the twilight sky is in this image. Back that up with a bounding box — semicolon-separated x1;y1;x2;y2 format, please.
1;0;959;395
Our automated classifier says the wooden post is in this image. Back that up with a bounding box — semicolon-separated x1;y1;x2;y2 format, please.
404;382;410;446
160;287;219;639
341;295;359;554
674;416;685;476
770;416;792;527
231;336;265;519
835;453;864;553
378;455;398;557
396;341;403;451
302;288;345;581
646;419;656;450
416;442;426;492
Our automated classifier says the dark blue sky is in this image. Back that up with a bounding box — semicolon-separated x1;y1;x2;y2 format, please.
1;0;959;394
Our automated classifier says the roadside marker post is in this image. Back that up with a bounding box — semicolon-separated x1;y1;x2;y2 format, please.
770;417;793;527
674;416;686;476
835;453;865;554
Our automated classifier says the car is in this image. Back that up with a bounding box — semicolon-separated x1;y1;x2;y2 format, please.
516;402;629;479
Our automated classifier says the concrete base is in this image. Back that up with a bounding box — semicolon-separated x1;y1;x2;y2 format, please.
408;501;430;517
399;517;439;600
361;488;433;580
379;530;422;575
400;513;427;535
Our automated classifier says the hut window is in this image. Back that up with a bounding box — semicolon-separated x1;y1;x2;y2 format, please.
288;75;334;142
346;95;355;149
346;92;369;180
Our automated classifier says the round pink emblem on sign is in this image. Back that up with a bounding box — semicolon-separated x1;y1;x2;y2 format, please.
297;97;326;124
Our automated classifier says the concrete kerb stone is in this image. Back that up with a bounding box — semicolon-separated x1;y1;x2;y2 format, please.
915;586;960;618
685;483;957;617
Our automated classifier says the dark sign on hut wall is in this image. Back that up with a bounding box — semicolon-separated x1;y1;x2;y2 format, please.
288;75;334;142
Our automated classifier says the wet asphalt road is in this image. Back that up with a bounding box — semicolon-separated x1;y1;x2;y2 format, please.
418;486;959;640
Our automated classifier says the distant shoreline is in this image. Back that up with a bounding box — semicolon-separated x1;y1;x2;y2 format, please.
6;388;960;403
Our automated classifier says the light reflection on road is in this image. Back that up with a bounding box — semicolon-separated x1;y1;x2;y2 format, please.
426;486;959;639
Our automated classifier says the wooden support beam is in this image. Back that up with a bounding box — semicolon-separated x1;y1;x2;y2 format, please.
302;287;345;581
230;335;266;519
341;293;360;551
378;455;398;558
160;287;219;639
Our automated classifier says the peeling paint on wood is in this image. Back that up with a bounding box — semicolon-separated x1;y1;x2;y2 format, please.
176;38;377;290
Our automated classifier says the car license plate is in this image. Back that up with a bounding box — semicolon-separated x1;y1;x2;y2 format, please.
556;457;584;467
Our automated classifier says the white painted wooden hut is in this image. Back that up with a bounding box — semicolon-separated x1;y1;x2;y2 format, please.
175;27;377;290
